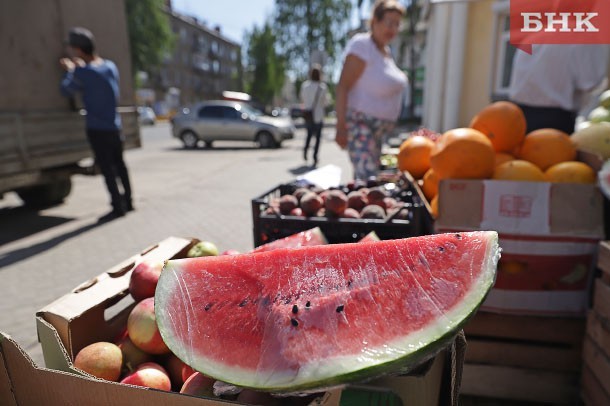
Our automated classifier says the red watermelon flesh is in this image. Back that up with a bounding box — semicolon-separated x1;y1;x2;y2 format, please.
155;231;499;392
252;227;327;253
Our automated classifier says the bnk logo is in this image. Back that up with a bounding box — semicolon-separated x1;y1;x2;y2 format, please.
510;0;610;53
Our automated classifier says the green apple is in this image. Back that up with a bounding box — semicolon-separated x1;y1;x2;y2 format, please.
187;241;219;258
599;89;610;109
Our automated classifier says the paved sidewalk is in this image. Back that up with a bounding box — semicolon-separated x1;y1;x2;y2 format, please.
0;123;352;366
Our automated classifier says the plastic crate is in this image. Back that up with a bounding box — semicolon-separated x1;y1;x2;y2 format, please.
251;175;434;247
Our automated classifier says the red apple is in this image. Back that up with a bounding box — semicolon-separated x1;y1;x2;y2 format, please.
120;362;171;391
127;297;169;354
129;260;164;301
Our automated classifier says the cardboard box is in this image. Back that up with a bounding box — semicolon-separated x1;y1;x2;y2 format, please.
436;179;604;316
5;331;337;406
33;236;338;405
33;236;464;405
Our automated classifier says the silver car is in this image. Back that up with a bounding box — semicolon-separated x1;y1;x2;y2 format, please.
171;100;295;149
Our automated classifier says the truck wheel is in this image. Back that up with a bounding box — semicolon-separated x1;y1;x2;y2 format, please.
16;177;72;208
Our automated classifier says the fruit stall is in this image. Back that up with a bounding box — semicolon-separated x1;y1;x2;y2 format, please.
2;94;610;406
22;234;474;406
392;97;610;404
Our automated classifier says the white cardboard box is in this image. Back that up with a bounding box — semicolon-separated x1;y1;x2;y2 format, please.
436;180;604;316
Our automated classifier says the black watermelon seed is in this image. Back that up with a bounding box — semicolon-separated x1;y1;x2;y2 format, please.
336;305;345;313
438;246;445;252
204;303;213;311
292;304;298;314
306;301;311;308
239;299;248;307
291;318;299;327
455;234;462;239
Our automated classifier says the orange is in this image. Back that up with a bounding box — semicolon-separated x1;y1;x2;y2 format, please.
545;161;596;183
493;160;546;182
470;101;526;153
500;260;527;275
430;128;495;180
495;152;515;167
517;128;576;171
421;168;439;201
397;135;435;179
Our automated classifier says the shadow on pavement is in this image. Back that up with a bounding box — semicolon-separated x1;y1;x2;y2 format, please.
0;207;73;246
289;164;315;176
167;146;260;152
0;219;102;269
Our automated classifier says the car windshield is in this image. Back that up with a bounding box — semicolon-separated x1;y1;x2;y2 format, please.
238;103;263;118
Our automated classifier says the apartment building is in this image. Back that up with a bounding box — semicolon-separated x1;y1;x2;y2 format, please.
146;4;243;115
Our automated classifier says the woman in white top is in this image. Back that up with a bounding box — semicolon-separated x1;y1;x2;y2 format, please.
300;64;328;166
335;0;408;180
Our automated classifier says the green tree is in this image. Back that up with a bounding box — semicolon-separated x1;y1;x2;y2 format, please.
244;23;286;106
273;0;353;77
125;0;173;80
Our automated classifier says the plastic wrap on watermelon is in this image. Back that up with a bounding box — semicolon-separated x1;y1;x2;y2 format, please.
251;227;328;253
155;231;500;393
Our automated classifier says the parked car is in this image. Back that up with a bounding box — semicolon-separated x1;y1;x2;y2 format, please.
171;100;295;149
137;106;156;125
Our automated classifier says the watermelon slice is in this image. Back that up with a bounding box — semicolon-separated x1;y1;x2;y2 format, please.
155;231;499;392
252;227;327;253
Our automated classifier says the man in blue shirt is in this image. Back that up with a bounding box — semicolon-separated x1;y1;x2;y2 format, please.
60;27;133;220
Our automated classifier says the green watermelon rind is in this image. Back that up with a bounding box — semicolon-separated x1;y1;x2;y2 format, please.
156;232;499;393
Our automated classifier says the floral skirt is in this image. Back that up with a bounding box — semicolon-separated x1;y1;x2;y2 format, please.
346;109;395;180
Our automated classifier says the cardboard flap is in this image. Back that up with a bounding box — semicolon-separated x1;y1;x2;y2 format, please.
2;331;341;406
550;183;604;237
0;338;18;406
436;180;484;230
37;236;196;360
1;332;238;405
35;317;75;373
437;179;604;238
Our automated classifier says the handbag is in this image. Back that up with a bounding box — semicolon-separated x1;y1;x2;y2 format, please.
303;84;322;125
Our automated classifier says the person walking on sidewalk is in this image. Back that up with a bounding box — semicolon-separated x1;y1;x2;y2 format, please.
335;0;408;180
59;27;134;221
300;64;329;167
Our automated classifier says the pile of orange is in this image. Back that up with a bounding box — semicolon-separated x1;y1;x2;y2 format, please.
402;101;598;219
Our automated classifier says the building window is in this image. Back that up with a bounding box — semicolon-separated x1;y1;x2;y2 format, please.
198;35;207;50
230;49;238;62
212;60;220;74
491;1;516;100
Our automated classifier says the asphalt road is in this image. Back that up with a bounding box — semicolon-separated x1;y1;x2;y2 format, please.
0;122;352;366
